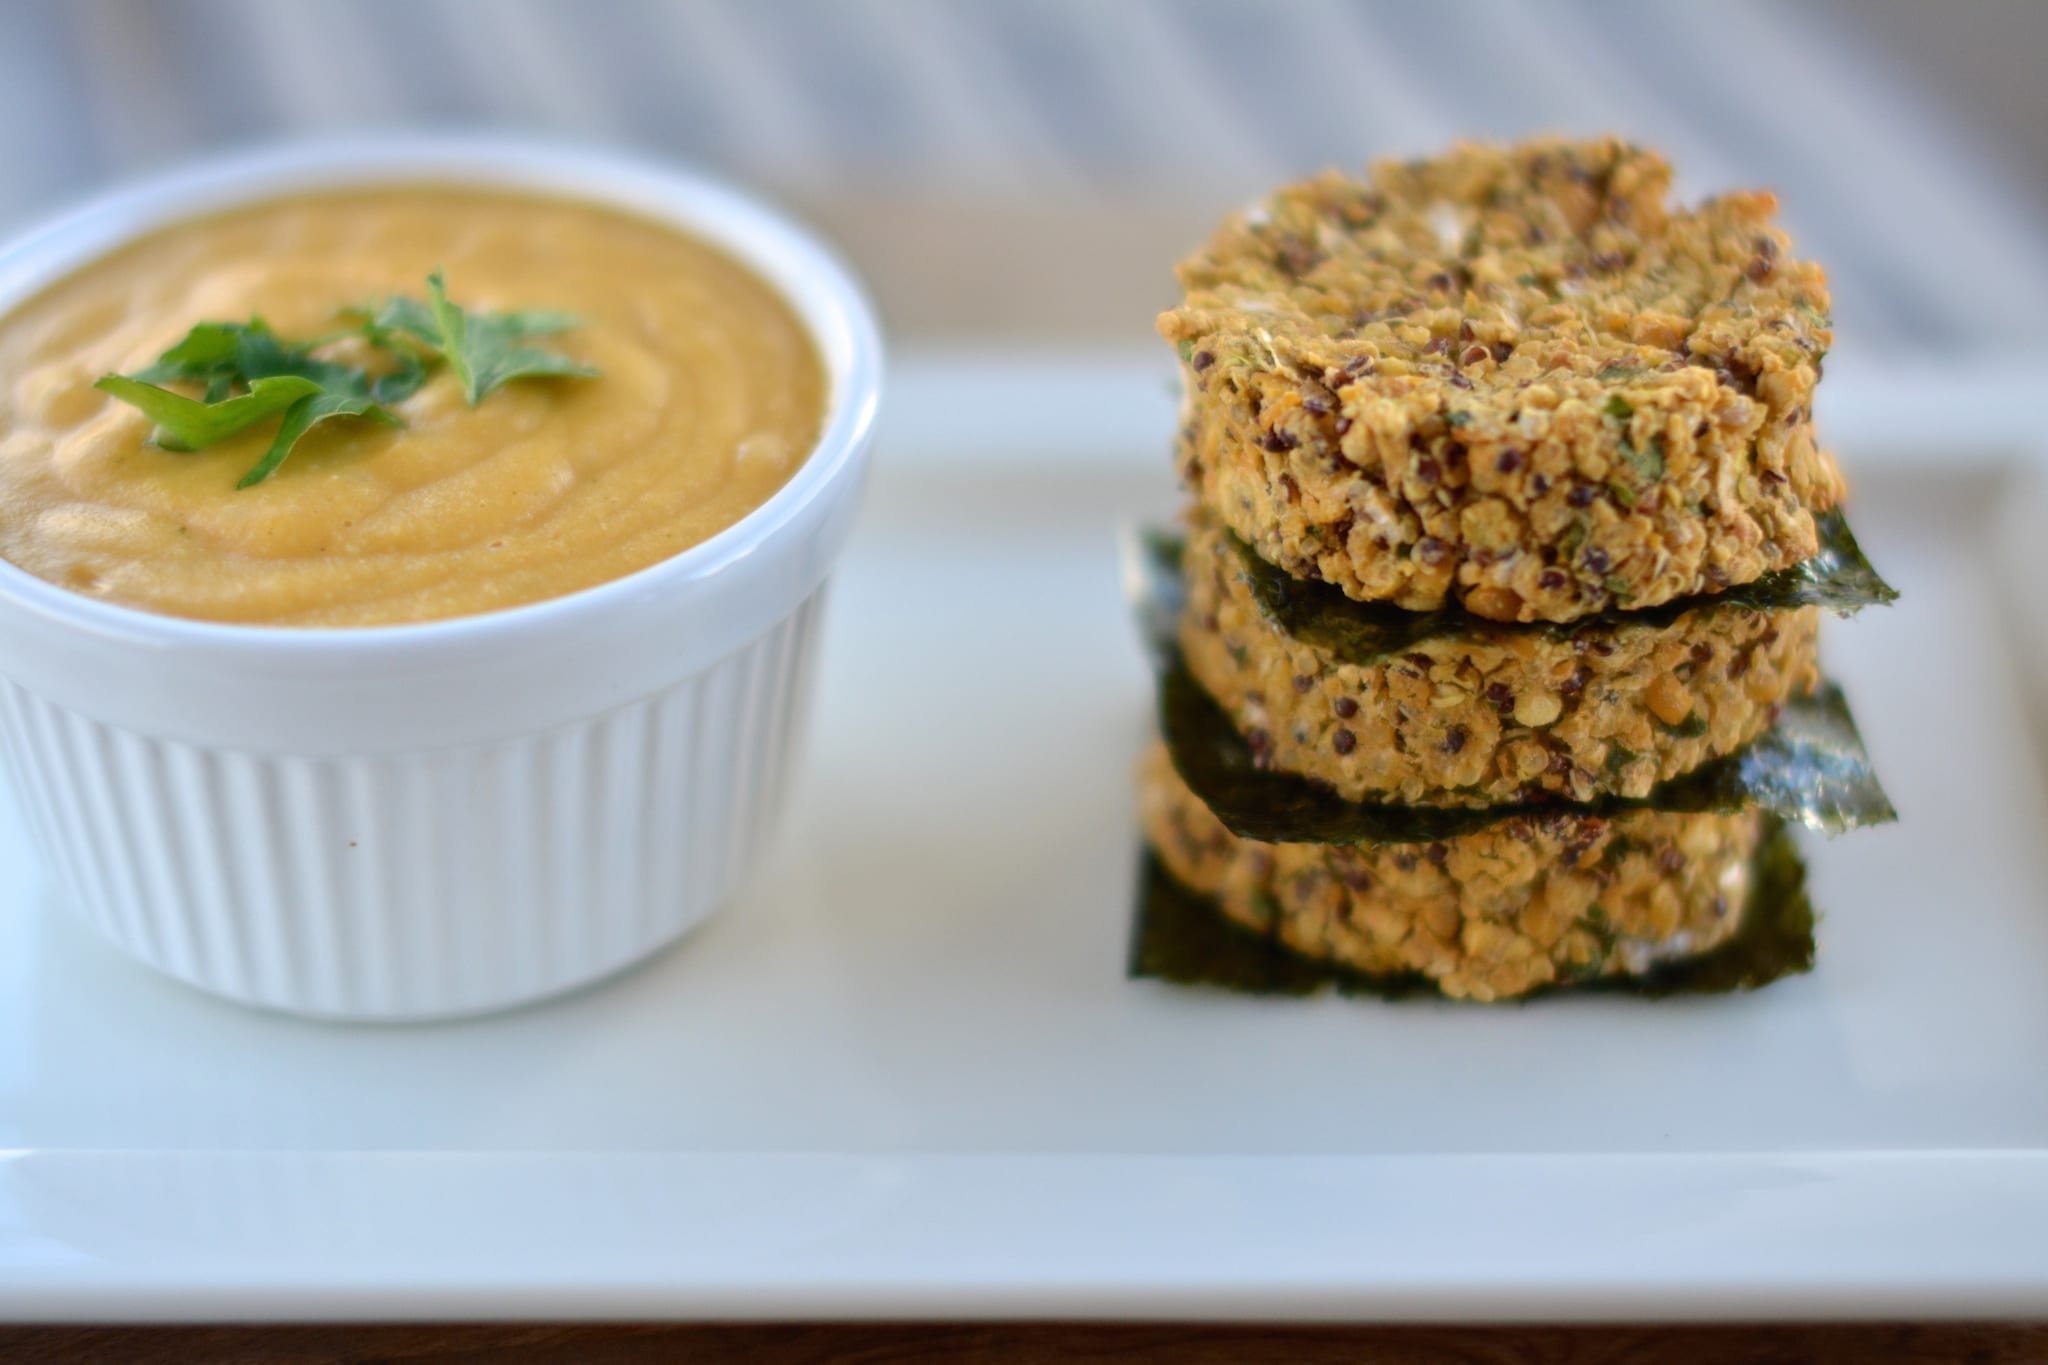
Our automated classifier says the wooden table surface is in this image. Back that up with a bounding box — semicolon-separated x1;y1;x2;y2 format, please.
4;1323;2047;1362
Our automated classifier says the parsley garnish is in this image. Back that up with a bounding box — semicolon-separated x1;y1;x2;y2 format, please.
94;272;597;486
360;271;596;407
234;392;400;490
93;371;321;453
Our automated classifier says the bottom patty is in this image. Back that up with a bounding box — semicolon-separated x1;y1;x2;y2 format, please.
1137;743;1760;1002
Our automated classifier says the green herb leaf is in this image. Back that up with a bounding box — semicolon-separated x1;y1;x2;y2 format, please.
131;321;248;384
357;275;595;403
369;351;431;405
101;272;599;487
1603;394;1633;421
352;296;440;352
423;270;597;407
93;373;322;451
231;323;369;394
237;392;398;489
1206;509;1893;669
134;318;368;396
340;302;436;404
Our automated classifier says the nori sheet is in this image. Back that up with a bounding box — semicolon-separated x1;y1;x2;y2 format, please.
1232;508;1897;668
1128;815;1816;1001
1124;527;1898;846
1159;653;1897;844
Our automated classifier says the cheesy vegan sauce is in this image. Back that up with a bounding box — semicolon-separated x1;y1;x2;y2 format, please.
0;189;826;626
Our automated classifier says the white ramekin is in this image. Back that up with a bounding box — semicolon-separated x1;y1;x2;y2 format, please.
0;137;882;1020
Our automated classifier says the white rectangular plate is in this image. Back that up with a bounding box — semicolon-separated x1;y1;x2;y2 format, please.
3;353;2047;1323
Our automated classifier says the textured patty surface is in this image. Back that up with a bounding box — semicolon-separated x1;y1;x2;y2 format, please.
1159;137;1843;623
1139;743;1759;1002
1178;511;1822;806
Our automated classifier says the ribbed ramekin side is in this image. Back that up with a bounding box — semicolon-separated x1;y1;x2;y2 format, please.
0;591;826;1020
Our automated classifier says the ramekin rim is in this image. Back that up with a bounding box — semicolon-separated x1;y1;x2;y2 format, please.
0;132;883;657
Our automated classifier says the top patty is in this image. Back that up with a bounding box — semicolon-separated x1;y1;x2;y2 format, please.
1159;137;1844;623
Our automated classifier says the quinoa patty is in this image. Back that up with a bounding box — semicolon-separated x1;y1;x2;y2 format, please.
1179;511;1821;806
1138;743;1758;1002
1160;137;1843;623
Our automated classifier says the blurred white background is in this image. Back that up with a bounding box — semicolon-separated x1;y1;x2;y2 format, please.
0;0;2042;364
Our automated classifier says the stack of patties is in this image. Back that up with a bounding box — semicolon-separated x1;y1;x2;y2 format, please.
1136;138;1894;1001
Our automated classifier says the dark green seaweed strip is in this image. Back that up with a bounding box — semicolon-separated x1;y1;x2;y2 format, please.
1232;508;1897;667
1159;651;1896;844
1122;524;1898;845
1158;657;1507;844
1127;847;1435;1000
1127;816;1814;1001
1621;817;1816;996
1126;526;1191;669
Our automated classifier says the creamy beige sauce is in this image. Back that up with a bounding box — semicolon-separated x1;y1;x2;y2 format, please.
0;189;825;626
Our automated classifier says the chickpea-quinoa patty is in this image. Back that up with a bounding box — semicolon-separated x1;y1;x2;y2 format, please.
1179;510;1821;807
1160;137;1843;624
1139;743;1759;1002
